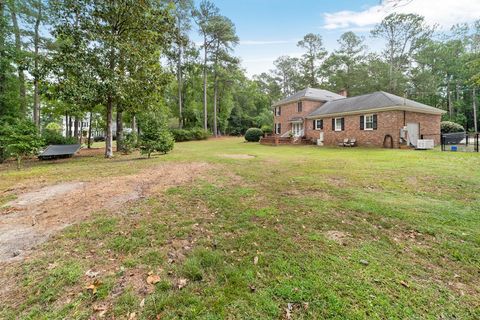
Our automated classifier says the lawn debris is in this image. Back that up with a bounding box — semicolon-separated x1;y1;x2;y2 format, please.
85;269;100;278
253;256;259;265
359;259;369;266
85;279;102;294
146;274;161;285
400;280;409;288
176;278;188;289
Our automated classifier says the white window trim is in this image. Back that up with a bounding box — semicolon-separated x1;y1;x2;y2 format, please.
334;118;342;131
315;119;322;130
364;114;374;131
275;107;281;117
275;123;281;134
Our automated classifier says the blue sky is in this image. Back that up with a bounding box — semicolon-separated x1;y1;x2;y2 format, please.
191;0;480;77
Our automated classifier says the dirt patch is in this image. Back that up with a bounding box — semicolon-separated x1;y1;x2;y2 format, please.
219;154;256;159
0;162;211;262
325;230;351;245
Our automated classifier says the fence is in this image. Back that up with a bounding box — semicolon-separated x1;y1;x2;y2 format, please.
441;132;479;152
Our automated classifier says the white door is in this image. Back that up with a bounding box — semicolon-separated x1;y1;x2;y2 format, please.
292;123;303;137
407;123;420;147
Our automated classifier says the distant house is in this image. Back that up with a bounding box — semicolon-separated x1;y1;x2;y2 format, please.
265;88;446;148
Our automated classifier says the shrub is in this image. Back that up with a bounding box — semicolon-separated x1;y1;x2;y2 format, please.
441;121;464;133
170;129;193;142
170;128;210;142
190;128;210;140
244;128;263;142
42;129;77;146
260;125;273;135
0;118;43;168
139;116;175;158
122;133;138;154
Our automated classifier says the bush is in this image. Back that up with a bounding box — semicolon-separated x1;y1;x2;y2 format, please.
170;129;193;142
170;128;210;142
244;128;263;142
0;118;43;168
441;121;464;133
122;133;138;154
139;116;175;158
42;129;77;146
260;125;273;135
190;128;210;140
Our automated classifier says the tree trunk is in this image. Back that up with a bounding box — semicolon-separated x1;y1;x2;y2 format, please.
105;45;115;158
177;15;183;129
116;108;123;152
447;76;453;118
213;80;218;137
8;3;26;114
132;114;137;134
74;117;79;141
88;111;93;148
105;98;113;158
68;115;72;138
473;87;478;133
79;118;84;143
33;1;42;128
203;39;208;131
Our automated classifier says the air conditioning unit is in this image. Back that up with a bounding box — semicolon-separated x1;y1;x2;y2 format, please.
416;139;434;150
317;132;324;146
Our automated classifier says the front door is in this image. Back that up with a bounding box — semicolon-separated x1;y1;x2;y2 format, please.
292;123;303;137
407;122;420;147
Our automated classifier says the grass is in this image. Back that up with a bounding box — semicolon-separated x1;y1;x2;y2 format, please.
1;137;479;319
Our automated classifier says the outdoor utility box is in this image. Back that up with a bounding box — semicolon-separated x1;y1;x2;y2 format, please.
416;139;434;150
451;146;458;151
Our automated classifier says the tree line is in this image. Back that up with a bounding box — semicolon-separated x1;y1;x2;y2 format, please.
258;14;480;132
1;1;479;162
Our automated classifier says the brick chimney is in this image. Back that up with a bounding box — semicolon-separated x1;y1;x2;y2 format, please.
338;89;348;97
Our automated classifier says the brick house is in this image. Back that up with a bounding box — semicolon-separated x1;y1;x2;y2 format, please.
267;88;446;148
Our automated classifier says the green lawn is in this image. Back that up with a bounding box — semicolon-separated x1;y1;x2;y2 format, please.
1;138;479;319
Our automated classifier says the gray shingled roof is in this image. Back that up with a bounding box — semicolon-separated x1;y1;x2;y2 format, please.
272;88;345;107
307;91;445;118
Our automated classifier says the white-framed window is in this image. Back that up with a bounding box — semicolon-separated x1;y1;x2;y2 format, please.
275;123;281;134
334;118;343;131
314;119;323;130
364;114;374;130
275;107;281;116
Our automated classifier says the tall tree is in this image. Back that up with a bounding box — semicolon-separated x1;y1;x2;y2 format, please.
6;0;27;114
209;15;238;136
322;32;366;95
372;13;433;94
51;0;174;158
193;0;219;131
297;33;327;87
170;0;192;128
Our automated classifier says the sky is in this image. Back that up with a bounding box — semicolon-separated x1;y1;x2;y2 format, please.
191;0;480;77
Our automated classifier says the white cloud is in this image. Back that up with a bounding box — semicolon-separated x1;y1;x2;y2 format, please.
322;0;480;30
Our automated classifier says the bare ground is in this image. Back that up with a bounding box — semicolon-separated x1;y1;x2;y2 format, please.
0;162;211;262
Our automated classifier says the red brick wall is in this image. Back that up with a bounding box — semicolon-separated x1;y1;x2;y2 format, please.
273;100;323;136
304;110;441;148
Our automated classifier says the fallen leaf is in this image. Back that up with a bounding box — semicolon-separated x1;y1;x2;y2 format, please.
147;274;161;285
253;256;259;265
400;280;409;288
85;279;102;294
140;298;145;308
249;284;256;292
177;278;188;289
85;269;100;278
